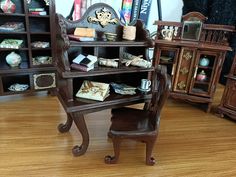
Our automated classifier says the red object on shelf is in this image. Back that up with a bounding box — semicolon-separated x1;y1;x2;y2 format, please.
0;0;16;13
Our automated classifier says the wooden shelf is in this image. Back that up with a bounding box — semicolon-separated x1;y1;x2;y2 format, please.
28;15;50;18
59;65;154;78
0;13;25;17
70;40;151;47
58;91;152;113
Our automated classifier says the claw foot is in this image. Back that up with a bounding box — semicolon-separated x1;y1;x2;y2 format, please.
72;145;83;156
104;155;117;164
146;157;156;166
58;123;70;133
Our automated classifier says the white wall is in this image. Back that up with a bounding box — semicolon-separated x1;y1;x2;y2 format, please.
55;0;183;33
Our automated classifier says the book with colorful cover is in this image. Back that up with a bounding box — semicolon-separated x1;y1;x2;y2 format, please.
73;0;82;20
121;0;133;25
138;0;152;26
76;80;110;101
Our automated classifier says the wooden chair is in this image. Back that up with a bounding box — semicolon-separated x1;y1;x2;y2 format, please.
104;65;171;165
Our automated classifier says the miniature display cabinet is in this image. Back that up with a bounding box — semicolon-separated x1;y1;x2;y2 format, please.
55;3;154;156
218;55;236;120
0;0;56;96
154;12;235;112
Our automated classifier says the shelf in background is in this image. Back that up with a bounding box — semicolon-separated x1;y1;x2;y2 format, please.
28;15;50;18
70;40;151;47
0;13;25;17
0;32;27;35
0;48;29;51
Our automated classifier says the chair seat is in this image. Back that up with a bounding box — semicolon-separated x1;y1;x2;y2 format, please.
109;107;156;136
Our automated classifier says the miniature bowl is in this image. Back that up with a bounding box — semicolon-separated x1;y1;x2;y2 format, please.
104;32;117;41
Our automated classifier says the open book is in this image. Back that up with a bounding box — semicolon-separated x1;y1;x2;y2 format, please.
76;81;110;101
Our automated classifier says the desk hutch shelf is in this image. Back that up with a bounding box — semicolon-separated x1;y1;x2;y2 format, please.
55;3;154;156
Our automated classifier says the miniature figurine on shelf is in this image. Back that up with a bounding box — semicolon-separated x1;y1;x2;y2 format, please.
98;58;119;68
199;56;210;67
196;70;207;81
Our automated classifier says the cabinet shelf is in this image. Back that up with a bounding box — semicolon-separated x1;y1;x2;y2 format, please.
28;15;50;18
30;32;51;35
198;66;213;70
59;65;154;78
0;48;29;51
0;66;55;74
0;32;27;35
70;40;151;47
31;47;51;50
0;13;25;17
194;80;210;85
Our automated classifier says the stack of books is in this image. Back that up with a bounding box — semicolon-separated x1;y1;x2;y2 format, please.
29;8;47;16
0;22;25;32
71;54;97;72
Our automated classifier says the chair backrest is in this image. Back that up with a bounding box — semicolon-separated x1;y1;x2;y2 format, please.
148;65;171;129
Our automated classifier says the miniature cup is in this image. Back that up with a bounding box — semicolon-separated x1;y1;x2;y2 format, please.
161;29;174;41
122;26;136;40
140;79;151;90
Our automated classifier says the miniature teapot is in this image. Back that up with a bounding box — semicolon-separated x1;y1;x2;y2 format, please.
6;51;22;67
199;56;210;67
196;70;207;81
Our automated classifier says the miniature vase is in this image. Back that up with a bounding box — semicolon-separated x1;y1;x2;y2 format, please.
196;70;207;81
6;52;22;67
0;0;16;13
199;56;210;67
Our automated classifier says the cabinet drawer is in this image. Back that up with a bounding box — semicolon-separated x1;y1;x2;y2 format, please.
223;79;236;111
33;73;56;90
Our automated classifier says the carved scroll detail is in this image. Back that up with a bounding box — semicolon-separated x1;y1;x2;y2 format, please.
87;7;118;27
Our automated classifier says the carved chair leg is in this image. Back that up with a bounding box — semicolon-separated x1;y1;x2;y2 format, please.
145;137;156;166
105;137;121;164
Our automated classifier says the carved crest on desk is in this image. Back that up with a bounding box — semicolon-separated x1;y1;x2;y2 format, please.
87;7;118;27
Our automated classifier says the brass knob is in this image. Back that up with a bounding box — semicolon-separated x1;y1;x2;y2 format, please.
177;81;186;90
180;67;189;75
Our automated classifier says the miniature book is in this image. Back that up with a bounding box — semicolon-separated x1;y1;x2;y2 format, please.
71;63;94;72
76;80;110;101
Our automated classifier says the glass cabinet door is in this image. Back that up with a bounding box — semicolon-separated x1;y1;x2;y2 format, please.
157;47;179;86
189;51;219;97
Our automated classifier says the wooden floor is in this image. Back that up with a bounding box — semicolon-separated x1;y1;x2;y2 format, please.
0;85;236;177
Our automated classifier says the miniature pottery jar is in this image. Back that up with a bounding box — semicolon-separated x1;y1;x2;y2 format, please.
6;51;22;67
123;26;136;40
199;56;210;67
196;70;207;81
0;0;16;13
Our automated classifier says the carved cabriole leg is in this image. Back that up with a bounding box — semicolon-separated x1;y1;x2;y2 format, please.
105;137;121;164
145;137;156;166
57;113;73;133
72;113;89;156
